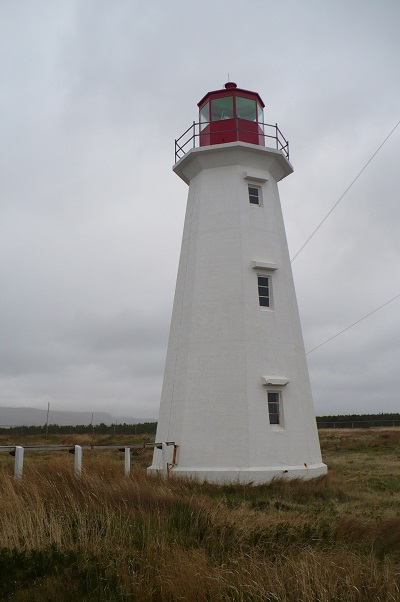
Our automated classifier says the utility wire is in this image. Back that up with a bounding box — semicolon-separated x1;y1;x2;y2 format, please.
291;119;400;263
306;292;400;355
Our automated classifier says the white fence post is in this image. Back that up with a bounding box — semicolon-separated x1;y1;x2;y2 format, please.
74;445;82;477
124;447;130;477
14;446;24;479
161;442;168;474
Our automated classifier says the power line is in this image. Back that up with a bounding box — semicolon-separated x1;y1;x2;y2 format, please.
306;292;400;355
291;119;400;263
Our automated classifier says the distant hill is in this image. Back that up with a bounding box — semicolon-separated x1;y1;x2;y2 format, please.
0;407;153;427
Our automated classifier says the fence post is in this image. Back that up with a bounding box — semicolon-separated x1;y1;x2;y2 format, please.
124;447;130;477
14;446;24;479
161;442;168;474
74;445;82;478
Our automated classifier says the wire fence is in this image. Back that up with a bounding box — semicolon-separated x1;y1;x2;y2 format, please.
317;420;400;429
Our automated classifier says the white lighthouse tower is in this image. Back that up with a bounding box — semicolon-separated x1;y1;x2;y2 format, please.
149;82;327;483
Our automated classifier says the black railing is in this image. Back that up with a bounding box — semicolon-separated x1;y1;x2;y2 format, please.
175;121;290;162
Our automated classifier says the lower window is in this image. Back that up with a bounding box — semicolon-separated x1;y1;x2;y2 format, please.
268;391;281;425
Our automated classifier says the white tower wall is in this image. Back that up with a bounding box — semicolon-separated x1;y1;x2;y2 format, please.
149;141;326;483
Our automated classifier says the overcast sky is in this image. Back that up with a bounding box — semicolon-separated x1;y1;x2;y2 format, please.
1;0;399;420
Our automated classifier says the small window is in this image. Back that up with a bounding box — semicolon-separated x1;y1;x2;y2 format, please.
211;96;234;121
236;96;257;121
258;275;270;307
248;185;261;205
257;103;264;125
199;102;210;131
268;391;281;425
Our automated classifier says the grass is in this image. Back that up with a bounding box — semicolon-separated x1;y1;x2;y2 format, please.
0;429;399;600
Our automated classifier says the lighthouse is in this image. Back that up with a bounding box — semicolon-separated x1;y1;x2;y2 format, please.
149;82;327;483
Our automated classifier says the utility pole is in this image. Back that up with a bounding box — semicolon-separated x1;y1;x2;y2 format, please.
45;402;50;438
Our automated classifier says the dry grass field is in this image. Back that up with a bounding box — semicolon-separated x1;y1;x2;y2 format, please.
0;429;400;601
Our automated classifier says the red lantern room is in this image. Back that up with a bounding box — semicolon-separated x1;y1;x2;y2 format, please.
198;82;265;147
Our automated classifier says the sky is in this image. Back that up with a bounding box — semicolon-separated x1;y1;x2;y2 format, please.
1;0;399;420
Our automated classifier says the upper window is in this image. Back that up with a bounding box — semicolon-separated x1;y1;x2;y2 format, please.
199;102;210;131
258;275;270;307
248;185;261;206
268;391;281;425
211;97;234;121
257;103;264;125
236;97;257;121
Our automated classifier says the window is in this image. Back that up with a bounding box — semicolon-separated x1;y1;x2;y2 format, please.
236;96;257;121
248;185;261;205
257;103;264;125
268;391;281;425
258;275;270;307
199;102;210;131
211;96;234;121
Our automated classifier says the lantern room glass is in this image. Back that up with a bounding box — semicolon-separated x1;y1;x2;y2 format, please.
199;102;210;131
257;103;264;125
211;96;234;121
236;97;257;121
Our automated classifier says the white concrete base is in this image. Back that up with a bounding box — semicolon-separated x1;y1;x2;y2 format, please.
147;463;327;484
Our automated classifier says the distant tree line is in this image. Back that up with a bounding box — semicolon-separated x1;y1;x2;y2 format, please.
0;422;158;436
1;414;400;435
316;413;400;428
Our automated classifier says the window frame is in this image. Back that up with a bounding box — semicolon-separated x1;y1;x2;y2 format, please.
236;96;257;121
267;390;283;428
257;274;271;309
248;184;262;207
199;102;210;131
210;96;234;121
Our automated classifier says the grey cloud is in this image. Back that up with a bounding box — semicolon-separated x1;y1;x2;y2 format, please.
0;0;399;418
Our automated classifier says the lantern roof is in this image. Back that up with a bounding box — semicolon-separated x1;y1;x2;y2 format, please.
198;82;265;109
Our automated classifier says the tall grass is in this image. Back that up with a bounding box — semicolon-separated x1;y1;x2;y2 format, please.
0;430;400;601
